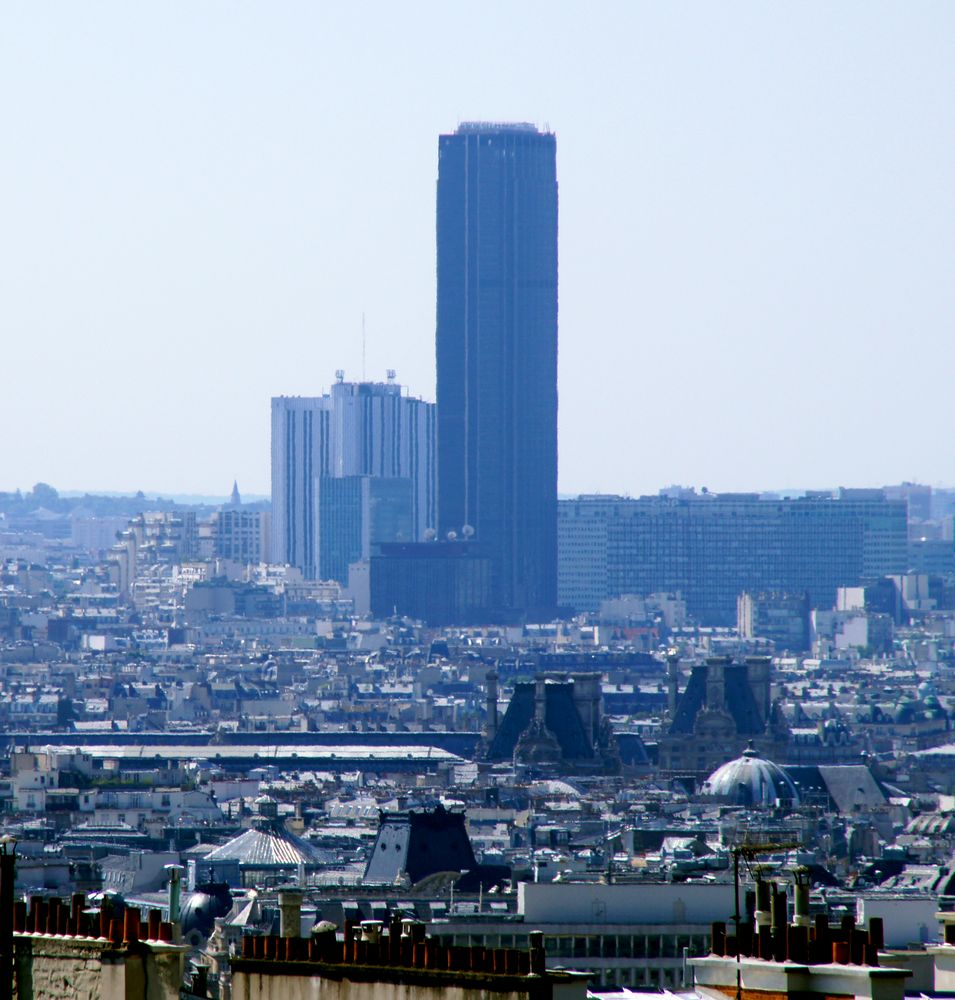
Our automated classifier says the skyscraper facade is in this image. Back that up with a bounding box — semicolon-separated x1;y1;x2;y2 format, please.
271;375;435;579
436;122;559;617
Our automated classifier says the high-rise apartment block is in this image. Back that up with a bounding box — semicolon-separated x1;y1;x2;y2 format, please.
436;122;559;619
271;375;435;580
559;490;908;624
213;509;271;566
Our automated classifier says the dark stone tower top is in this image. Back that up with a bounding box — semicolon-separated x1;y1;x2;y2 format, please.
668;658;767;737
485;672;618;774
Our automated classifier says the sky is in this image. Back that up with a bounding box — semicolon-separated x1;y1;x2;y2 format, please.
2;2;954;498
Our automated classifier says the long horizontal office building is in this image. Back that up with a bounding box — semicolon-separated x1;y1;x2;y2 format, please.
559;489;907;624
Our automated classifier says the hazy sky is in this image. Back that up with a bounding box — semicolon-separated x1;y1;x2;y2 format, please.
2;3;954;498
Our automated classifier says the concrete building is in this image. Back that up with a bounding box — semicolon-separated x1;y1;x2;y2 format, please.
70;513;129;557
213;509;271;566
558;490;908;624
433;880;735;991
737;591;811;652
271;375;435;578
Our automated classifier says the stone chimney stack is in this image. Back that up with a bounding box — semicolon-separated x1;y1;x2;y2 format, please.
278;889;303;938
666;653;680;718
485;671;499;740
534;676;547;724
705;657;727;712
571;673;600;747
746;656;772;725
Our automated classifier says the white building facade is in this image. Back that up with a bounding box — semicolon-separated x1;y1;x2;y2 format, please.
271;375;436;578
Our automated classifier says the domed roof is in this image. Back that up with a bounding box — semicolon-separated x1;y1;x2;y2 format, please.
254;795;280;820
700;743;799;807
923;695;948;720
917;679;936;697
893;695;921;724
181;882;233;942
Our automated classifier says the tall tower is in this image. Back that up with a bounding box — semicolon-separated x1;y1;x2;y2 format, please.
271;376;436;579
436;122;558;617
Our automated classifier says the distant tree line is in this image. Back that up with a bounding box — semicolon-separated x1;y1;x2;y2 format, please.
0;483;269;517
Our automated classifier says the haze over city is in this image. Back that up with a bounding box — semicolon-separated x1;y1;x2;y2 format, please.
8;6;955;995
3;2;954;497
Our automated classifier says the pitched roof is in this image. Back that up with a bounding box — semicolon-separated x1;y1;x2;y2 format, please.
202;822;326;867
668;663;764;736
488;681;593;761
363;806;477;886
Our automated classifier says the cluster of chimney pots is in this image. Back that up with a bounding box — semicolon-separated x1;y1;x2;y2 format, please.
7;888;548;980
710;879;885;966
242;914;548;978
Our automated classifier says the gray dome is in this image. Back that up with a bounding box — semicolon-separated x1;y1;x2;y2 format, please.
894;695;920;724
700;744;799;807
181;882;233;943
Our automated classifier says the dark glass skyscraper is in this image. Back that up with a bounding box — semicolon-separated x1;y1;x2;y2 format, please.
436;122;558;617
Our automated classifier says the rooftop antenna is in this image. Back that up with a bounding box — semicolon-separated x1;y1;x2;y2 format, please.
362;312;366;382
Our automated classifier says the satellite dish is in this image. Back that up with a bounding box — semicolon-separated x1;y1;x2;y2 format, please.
461;525;475;539
424;528;437;542
446;531;458;541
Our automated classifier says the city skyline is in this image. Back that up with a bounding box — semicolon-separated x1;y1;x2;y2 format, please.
4;6;955;990
3;3;954;496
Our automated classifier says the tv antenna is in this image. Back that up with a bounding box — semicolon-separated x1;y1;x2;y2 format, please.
730;839;801;1000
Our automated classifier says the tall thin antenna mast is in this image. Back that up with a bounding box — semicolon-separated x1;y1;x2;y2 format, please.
362;312;366;382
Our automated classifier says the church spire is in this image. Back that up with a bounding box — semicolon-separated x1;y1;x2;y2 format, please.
230;481;241;507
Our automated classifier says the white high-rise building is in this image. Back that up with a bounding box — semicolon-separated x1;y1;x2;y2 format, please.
271;373;436;579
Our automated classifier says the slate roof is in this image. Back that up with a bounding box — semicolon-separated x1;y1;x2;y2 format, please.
668;662;765;736
363;805;477;886
817;765;888;812
488;681;593;761
784;764;888;814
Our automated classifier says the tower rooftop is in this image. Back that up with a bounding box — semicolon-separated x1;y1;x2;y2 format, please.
455;121;542;134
